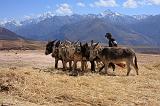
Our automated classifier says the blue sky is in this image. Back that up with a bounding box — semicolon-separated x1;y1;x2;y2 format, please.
0;0;160;20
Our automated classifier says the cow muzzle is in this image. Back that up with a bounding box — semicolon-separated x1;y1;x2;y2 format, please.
89;57;94;61
45;51;49;55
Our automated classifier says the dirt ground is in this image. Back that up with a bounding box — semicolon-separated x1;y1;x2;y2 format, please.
0;50;160;106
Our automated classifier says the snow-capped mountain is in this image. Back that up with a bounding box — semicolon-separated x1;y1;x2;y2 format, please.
99;9;123;17
0;19;22;31
132;14;152;20
0;19;21;26
0;11;55;31
0;10;160;46
37;12;55;21
0;10;151;29
22;12;55;25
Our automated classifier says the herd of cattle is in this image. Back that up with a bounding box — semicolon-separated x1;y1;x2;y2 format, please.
45;40;139;76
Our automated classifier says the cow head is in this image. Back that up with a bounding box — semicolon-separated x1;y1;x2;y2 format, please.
89;42;99;61
45;40;56;55
80;42;90;59
51;40;61;57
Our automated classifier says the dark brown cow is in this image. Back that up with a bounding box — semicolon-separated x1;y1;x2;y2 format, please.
45;40;62;69
89;43;139;76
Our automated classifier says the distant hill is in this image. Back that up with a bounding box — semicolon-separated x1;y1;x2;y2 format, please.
0;27;24;40
0;27;45;50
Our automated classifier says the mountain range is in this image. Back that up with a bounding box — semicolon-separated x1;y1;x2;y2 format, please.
0;10;159;46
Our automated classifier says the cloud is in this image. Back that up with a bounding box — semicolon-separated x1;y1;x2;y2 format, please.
77;2;86;7
147;0;160;5
24;15;32;20
90;0;117;7
123;0;160;8
56;3;73;15
89;3;95;7
123;0;138;8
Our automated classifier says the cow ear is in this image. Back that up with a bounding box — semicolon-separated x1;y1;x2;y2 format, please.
74;40;79;45
51;41;55;44
80;42;82;47
55;40;60;47
91;40;94;46
48;40;51;43
94;42;99;48
53;39;57;42
85;43;88;47
67;40;72;44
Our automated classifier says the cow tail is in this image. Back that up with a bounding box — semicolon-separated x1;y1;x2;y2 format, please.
134;55;138;70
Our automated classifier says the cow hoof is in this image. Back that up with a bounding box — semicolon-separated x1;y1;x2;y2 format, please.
111;74;116;76
62;69;66;71
69;71;78;76
91;71;96;73
99;72;108;75
69;73;78;76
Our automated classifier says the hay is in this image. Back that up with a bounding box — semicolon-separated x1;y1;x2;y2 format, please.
0;51;160;106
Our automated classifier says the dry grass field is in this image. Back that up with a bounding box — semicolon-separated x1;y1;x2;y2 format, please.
0;40;46;50
0;50;160;106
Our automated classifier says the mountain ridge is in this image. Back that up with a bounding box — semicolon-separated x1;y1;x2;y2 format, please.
0;10;159;46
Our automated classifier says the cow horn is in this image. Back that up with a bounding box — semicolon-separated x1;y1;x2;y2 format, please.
94;42;99;48
80;42;82;47
74;40;79;44
66;40;72;44
53;39;57;42
91;40;94;46
51;39;57;43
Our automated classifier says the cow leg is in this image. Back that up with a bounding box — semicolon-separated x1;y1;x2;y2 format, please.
69;61;72;71
84;61;88;70
99;62;115;72
70;61;78;76
99;65;104;72
126;61;131;76
62;60;67;71
110;63;115;71
75;62;77;69
55;58;58;69
81;60;87;72
131;59;139;75
90;61;95;72
81;61;85;72
104;63;109;75
73;61;78;73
